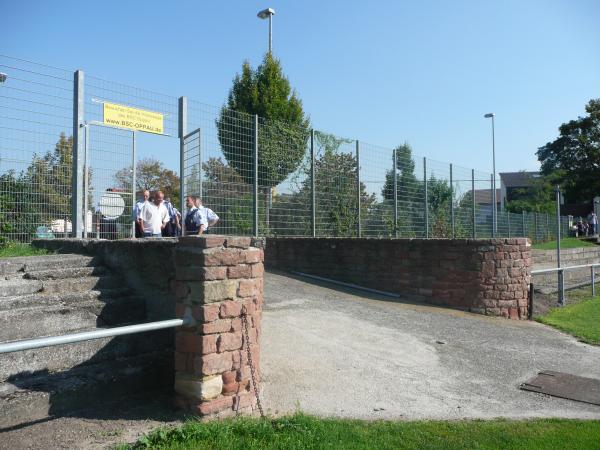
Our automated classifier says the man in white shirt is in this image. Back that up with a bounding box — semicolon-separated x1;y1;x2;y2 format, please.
133;190;150;238
139;190;169;238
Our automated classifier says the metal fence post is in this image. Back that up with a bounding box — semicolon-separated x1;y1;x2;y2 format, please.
490;173;495;238
424;157;428;238
253;115;259;237
534;213;538;242
393;149;398;238
71;70;84;238
556;186;564;306
356;140;361;238
471;169;476;239
83;124;89;239
545;213;549;241
131;131;136;238
310;130;316;237
450;163;455;238
522;210;526;237
178;96;187;235
507;211;511;237
591;266;596;297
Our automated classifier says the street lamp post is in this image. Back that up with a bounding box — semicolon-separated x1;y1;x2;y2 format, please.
484;113;497;237
257;8;275;53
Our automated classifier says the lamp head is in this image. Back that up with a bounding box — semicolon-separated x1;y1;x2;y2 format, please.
484;113;495;118
257;8;275;19
0;73;7;83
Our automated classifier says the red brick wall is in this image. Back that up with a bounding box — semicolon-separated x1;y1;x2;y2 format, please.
266;238;531;320
172;236;263;417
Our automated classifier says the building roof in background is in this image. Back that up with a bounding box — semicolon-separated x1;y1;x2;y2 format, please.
499;171;540;188
469;188;501;205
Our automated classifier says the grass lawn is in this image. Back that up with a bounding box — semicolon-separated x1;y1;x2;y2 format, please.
537;296;600;345
0;242;48;258
532;237;597;250
119;414;600;450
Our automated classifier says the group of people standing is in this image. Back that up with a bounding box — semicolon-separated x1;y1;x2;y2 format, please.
574;211;598;237
133;190;219;238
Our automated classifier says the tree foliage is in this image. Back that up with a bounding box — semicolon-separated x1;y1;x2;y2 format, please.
0;133;73;241
537;99;600;202
504;173;557;214
216;53;310;189
114;157;180;206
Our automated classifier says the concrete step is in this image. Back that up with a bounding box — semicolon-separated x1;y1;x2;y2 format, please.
0;279;43;298
0;295;146;342
23;266;109;281
0;328;173;382
0;288;134;311
0;351;173;429
40;275;124;294
0;254;97;276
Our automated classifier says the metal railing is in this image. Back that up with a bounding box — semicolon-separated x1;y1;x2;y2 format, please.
531;263;600;307
0;317;191;354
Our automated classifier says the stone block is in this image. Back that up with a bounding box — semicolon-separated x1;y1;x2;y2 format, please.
245;248;263;263
179;235;226;248
227;265;252;279
175;373;223;401
218;332;243;352
238;279;259;298
220;300;242;318
188;280;238;304
225;237;252;249
195;352;233;376
203;248;246;266
203;319;233;335
197;395;234;416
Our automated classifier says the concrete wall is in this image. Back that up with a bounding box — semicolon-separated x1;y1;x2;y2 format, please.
266;237;532;319
33;236;265;418
532;247;600;289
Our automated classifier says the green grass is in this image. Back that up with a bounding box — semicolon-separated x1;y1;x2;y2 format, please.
118;413;600;450
532;237;597;250
0;242;48;258
537;297;600;345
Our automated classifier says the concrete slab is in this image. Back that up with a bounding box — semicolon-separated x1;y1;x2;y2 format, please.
261;271;600;420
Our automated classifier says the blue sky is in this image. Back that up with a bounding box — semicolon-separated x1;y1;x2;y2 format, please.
2;0;599;175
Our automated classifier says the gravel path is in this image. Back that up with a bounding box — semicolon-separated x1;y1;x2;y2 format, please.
261;271;600;420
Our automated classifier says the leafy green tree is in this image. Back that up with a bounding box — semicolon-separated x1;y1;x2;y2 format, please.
0;133;73;242
504;173;557;214
114;157;180;207
216;53;310;189
382;143;420;203
537;99;600;202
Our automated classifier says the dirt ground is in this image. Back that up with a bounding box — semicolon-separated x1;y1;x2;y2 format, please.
0;395;186;450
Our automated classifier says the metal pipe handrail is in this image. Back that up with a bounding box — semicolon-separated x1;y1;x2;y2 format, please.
532;263;600;275
0;318;189;354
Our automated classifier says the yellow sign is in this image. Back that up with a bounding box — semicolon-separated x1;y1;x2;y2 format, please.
103;102;164;134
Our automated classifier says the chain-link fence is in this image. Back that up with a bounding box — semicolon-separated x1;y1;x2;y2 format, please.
1;55;572;243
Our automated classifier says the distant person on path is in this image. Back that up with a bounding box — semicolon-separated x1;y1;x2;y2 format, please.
589;212;597;235
133;189;150;238
139;190;169;238
184;195;207;236
195;197;219;234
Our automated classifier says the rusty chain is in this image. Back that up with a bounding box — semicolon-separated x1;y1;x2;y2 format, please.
241;306;265;418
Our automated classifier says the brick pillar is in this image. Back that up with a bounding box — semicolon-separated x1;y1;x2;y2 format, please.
172;236;263;418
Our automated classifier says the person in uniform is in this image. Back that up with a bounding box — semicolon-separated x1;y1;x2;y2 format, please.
133;190;150;238
195;197;219;234
184;195;207;235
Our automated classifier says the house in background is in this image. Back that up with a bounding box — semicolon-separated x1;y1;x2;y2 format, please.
468;188;501;224
499;171;541;211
